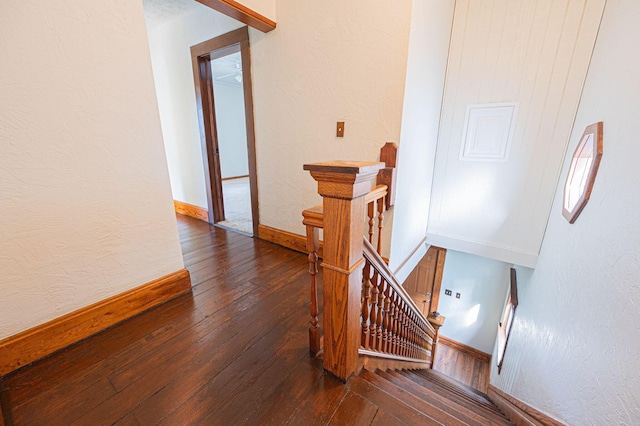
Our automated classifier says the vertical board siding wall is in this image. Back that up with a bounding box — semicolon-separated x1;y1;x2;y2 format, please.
427;0;606;267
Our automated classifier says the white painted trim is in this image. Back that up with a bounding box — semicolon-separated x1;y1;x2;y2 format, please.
425;233;538;268
392;237;429;284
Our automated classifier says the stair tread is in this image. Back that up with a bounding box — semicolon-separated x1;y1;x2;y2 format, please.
359;369;468;426
383;370;513;426
347;375;443;425
418;368;491;399
399;370;505;416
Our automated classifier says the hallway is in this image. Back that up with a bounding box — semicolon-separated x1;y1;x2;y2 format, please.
0;215;490;425
0;215;316;424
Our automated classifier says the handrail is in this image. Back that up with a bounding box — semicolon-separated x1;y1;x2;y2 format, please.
302;184;387;357
362;238;435;335
302;184;388;230
365;184;388;205
361;238;434;362
304;159;433;380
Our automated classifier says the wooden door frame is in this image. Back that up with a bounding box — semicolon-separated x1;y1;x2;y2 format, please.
430;247;447;313
190;26;260;236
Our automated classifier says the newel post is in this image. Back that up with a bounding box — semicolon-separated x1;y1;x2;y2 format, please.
304;161;384;381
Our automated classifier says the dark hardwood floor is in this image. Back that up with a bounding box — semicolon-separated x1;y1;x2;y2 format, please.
0;215;326;425
0;214;494;425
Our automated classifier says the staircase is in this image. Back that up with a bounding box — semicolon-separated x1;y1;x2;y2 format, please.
331;367;514;425
300;160;516;425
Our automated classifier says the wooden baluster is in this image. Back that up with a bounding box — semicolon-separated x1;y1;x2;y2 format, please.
388;292;397;355
361;260;372;349
403;304;410;357
410;311;418;358
375;278;385;351
304;161;384;381
406;311;413;358
382;279;391;352
413;318;420;359
367;201;375;244
376;197;384;255
369;271;379;350
305;225;321;356
418;325;426;359
397;299;406;357
393;293;401;356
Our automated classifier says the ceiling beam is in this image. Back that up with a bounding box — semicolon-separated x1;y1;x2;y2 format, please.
196;0;276;33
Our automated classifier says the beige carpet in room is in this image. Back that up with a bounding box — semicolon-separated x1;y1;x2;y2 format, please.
218;177;253;235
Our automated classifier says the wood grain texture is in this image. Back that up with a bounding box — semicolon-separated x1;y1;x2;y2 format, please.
258;224;324;258
221;175;249;181
376;142;398;209
196;0;276;33
0;215;514;425
174;200;208;222
488;385;567;426
0;269;191;376
438;335;491;363
358;353;430;372
431;247;447;313
305;162;383;381
432;340;490;393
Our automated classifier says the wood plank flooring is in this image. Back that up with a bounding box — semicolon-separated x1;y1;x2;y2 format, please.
0;214;495;425
0;215;323;425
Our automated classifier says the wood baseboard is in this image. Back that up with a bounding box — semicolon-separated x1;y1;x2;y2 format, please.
0;269;191;377
174;200;208;222
221;174;249;181
258;224;324;258
438;335;491;363
488;385;567;426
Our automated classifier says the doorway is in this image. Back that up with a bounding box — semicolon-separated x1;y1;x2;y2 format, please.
403;246;447;317
190;27;259;236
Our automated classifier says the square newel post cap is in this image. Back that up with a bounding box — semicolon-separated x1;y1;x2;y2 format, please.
303;161;385;199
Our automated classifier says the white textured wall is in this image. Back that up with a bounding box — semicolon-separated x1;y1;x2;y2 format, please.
427;0;606;267
437;251;510;353
388;0;455;282
490;1;640;424
249;0;412;250
147;5;243;208
212;82;250;179
0;0;184;339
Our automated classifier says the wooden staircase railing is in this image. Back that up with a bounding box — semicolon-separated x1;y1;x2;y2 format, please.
303;160;435;381
360;238;434;362
302;184;389;356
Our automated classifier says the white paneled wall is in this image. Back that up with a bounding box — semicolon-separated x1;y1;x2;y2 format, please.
427;0;606;267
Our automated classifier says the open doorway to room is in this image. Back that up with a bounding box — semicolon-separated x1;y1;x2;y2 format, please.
191;27;259;236
209;48;253;235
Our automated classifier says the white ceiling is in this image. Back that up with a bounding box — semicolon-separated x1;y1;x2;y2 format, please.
142;0;243;85
142;0;200;30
